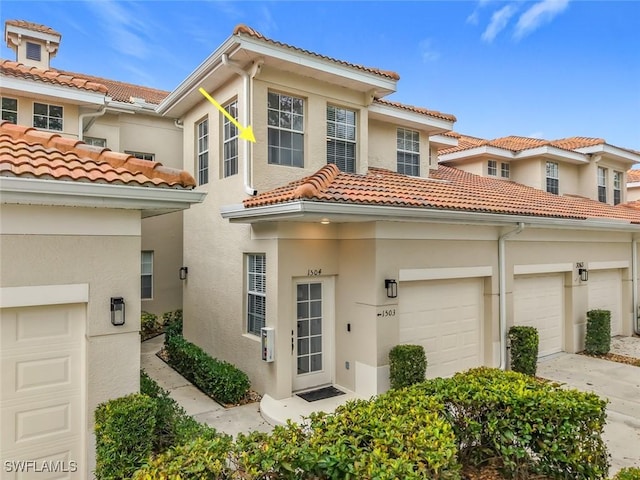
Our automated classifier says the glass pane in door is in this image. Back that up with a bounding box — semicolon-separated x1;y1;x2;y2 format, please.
296;282;322;375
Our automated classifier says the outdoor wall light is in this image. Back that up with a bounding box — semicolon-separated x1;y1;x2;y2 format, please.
385;279;398;298
577;262;589;282
110;297;125;326
320;218;331;225
179;266;189;281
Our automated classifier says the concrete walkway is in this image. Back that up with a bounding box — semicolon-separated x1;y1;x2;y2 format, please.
538;337;640;475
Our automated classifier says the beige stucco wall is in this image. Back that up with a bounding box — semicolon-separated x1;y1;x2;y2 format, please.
0;204;142;477
2;93;80;139
368;119;432;176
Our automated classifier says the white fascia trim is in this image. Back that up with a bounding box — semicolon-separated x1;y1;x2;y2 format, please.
368;103;454;133
627;182;640;188
399;266;492;282
515;146;587;163
0;283;88;308
6;25;61;44
429;134;458;147
238;36;397;94
0;177;206;211
514;263;573;275
576;145;640;164
588;260;629;271
1;76;106;105
439;146;513;162
220;200;640;232
106;100;160;116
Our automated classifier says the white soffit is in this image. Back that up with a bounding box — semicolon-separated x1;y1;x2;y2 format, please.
368;103;454;133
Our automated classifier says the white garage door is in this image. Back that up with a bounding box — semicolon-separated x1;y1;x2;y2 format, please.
1;304;85;479
399;278;483;379
588;270;622;336
513;274;564;357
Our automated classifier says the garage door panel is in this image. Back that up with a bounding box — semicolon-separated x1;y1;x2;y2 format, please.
588;270;622;336
1;306;83;351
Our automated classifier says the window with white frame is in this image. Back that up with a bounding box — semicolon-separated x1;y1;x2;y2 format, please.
141;251;153;299
487;160;497;176
501;162;510;178
268;92;304;167
396;128;420;176
1;97;18;124
84;137;107;148
26;42;41;61
197;118;209;185
614;171;622;205
223;100;239;177
546;161;559;195
247;254;266;336
125;150;155;161
33;102;63;131
598;167;607;203
327;105;356;172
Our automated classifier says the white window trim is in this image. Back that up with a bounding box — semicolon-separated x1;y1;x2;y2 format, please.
1;96;18;123
125;150;155;161
326;104;357;173
597;167;607;202
197;118;209;185
223;100;239;177
546;161;559;194
141;251;153;300
246;253;266;336
501;162;510;178
33;101;63;132
487;160;497;176
267;92;305;168
396;127;420;176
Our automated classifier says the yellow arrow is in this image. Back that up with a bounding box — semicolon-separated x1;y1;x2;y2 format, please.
198;87;256;143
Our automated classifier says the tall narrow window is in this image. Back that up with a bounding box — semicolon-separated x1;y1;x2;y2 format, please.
614;171;622;205
268;92;304;167
598;167;607;203
1;97;18;124
197;118;209;185
141;251;153;299
223;100;238;177
33;102;63;131
546;161;559;194
487;160;497;176
501;162;510;178
327;105;356;172
247;254;266;336
396;128;420;176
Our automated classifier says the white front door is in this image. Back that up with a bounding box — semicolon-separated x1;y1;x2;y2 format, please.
292;278;334;391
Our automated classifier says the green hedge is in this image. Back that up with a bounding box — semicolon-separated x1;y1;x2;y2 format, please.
94;394;156;480
586;309;611;355
163;309;183;341
508;325;539;376
612;467;640;480
141;311;159;335
416;368;609;478
389;344;427;389
165;334;250;404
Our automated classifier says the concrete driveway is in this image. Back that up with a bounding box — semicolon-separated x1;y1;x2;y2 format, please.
537;345;640;475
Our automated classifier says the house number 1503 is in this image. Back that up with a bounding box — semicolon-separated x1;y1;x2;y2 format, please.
307;269;322;276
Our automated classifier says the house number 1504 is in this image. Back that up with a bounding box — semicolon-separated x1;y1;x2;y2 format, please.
307;269;322;276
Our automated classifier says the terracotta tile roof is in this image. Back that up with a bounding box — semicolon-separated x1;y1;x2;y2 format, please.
5;20;60;37
243;163;640;223
627;169;640;183
0;122;195;188
233;24;400;81
1;60;108;94
373;98;456;122
58;70;170;105
550;137;605;150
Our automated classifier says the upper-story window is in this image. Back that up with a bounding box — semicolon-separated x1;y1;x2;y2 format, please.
125;150;155;161
614;171;622;205
268;92;304;168
327;105;356;173
26;42;41;61
33;102;63;131
546;161;559;195
501;162;510;179
85;137;107;148
1;97;18;124
396;128;420;176
197;118;209;185
487;160;497;176
598;167;607;203
223;100;238;177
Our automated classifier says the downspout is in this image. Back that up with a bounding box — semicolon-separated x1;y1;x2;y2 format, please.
78;105;106;141
633;237;639;334
498;222;525;369
222;53;257;196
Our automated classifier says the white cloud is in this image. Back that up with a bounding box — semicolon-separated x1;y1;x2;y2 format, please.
419;39;440;62
514;0;570;40
481;4;518;43
467;0;495;25
256;5;277;36
528;131;545;139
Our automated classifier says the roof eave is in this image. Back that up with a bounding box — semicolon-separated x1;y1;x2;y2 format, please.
1;76;106;106
581;144;640;164
368;103;454;134
429;134;459;149
220;200;640;232
439;145;512;162
0;176;207;218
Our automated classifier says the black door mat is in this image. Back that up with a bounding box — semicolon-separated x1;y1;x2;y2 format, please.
297;386;346;402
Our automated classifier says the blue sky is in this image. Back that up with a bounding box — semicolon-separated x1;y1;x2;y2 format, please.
2;1;639;150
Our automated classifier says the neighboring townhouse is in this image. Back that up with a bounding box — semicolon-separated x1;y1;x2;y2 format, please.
0;122;204;478
437;133;637;205
157;24;640;403
1;20;184;315
626;168;640;202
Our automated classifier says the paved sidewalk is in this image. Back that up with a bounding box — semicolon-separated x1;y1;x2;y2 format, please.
140;335;272;438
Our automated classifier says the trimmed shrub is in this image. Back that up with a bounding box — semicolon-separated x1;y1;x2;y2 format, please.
163;309;183;343
508;325;539;375
613;467;640;480
417;368;609;479
94;393;156;480
165;334;250;404
586;309;611;355
141;311;159;338
389;344;427;389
